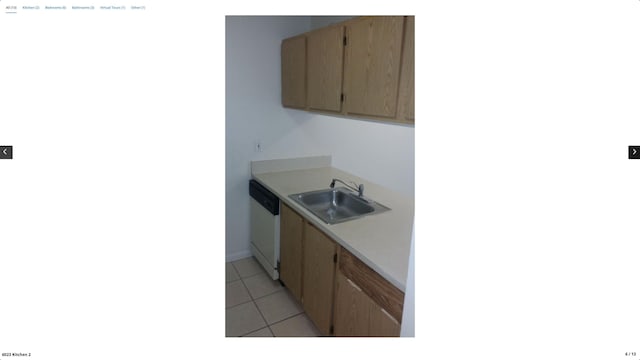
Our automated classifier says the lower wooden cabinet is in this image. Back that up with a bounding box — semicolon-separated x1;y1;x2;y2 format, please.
368;298;401;336
334;271;401;336
279;203;304;302
334;247;404;336
334;271;372;336
279;204;403;337
302;223;337;335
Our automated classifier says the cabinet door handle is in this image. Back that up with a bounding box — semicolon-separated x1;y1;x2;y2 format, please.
346;277;362;292
380;307;399;325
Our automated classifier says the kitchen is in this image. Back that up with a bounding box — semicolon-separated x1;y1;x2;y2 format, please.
225;16;415;337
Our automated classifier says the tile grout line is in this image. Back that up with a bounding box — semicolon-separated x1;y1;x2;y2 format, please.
229;260;271;336
229;261;242;280
265;311;306;328
225;283;287;311
236;267;287;301
246;285;285;302
225;297;254;310
237;272;272;337
240;276;273;336
243;326;274;337
232;277;294;336
257;286;306;336
229;259;308;337
252;304;274;337
226;288;304;329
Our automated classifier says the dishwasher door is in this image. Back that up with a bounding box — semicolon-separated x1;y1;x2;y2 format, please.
249;180;280;280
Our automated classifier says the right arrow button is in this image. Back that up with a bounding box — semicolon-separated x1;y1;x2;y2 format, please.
630;146;640;159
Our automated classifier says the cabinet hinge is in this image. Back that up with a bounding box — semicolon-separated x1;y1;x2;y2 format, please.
333;253;337;263
330;325;334;335
340;93;344;103
343;36;347;46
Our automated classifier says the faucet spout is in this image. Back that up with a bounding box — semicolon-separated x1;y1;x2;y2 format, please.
330;178;364;197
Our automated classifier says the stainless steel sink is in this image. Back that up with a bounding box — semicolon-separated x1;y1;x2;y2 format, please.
288;187;390;224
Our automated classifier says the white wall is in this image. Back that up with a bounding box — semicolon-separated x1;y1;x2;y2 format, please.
226;16;311;260
400;224;415;336
309;16;354;30
263;112;415;198
226;16;415;261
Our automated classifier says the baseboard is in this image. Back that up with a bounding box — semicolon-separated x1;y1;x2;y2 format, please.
226;249;252;262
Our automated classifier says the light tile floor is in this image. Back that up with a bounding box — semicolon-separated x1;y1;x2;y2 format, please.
226;256;321;337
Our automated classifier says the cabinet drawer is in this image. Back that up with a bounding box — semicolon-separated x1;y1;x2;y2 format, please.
338;247;404;323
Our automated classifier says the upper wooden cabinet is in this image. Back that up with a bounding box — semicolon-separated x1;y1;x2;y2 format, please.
397;16;415;123
306;24;345;112
281;35;307;109
280;16;415;124
343;16;404;118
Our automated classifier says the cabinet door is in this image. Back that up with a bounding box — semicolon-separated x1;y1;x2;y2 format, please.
334;270;401;337
281;35;306;109
397;16;414;122
343;16;404;118
369;302;401;336
334;271;370;336
307;25;344;112
303;223;337;335
279;203;303;302
339;245;405;324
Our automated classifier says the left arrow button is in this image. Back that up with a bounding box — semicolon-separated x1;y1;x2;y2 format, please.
0;146;12;159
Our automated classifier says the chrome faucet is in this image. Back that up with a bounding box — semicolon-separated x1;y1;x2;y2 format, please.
330;178;364;197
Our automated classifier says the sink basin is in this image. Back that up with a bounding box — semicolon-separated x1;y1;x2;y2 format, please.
288;187;390;224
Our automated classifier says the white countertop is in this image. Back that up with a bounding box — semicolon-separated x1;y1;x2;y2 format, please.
252;164;414;291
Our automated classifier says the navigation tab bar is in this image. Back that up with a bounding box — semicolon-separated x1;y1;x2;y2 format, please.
3;3;148;14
